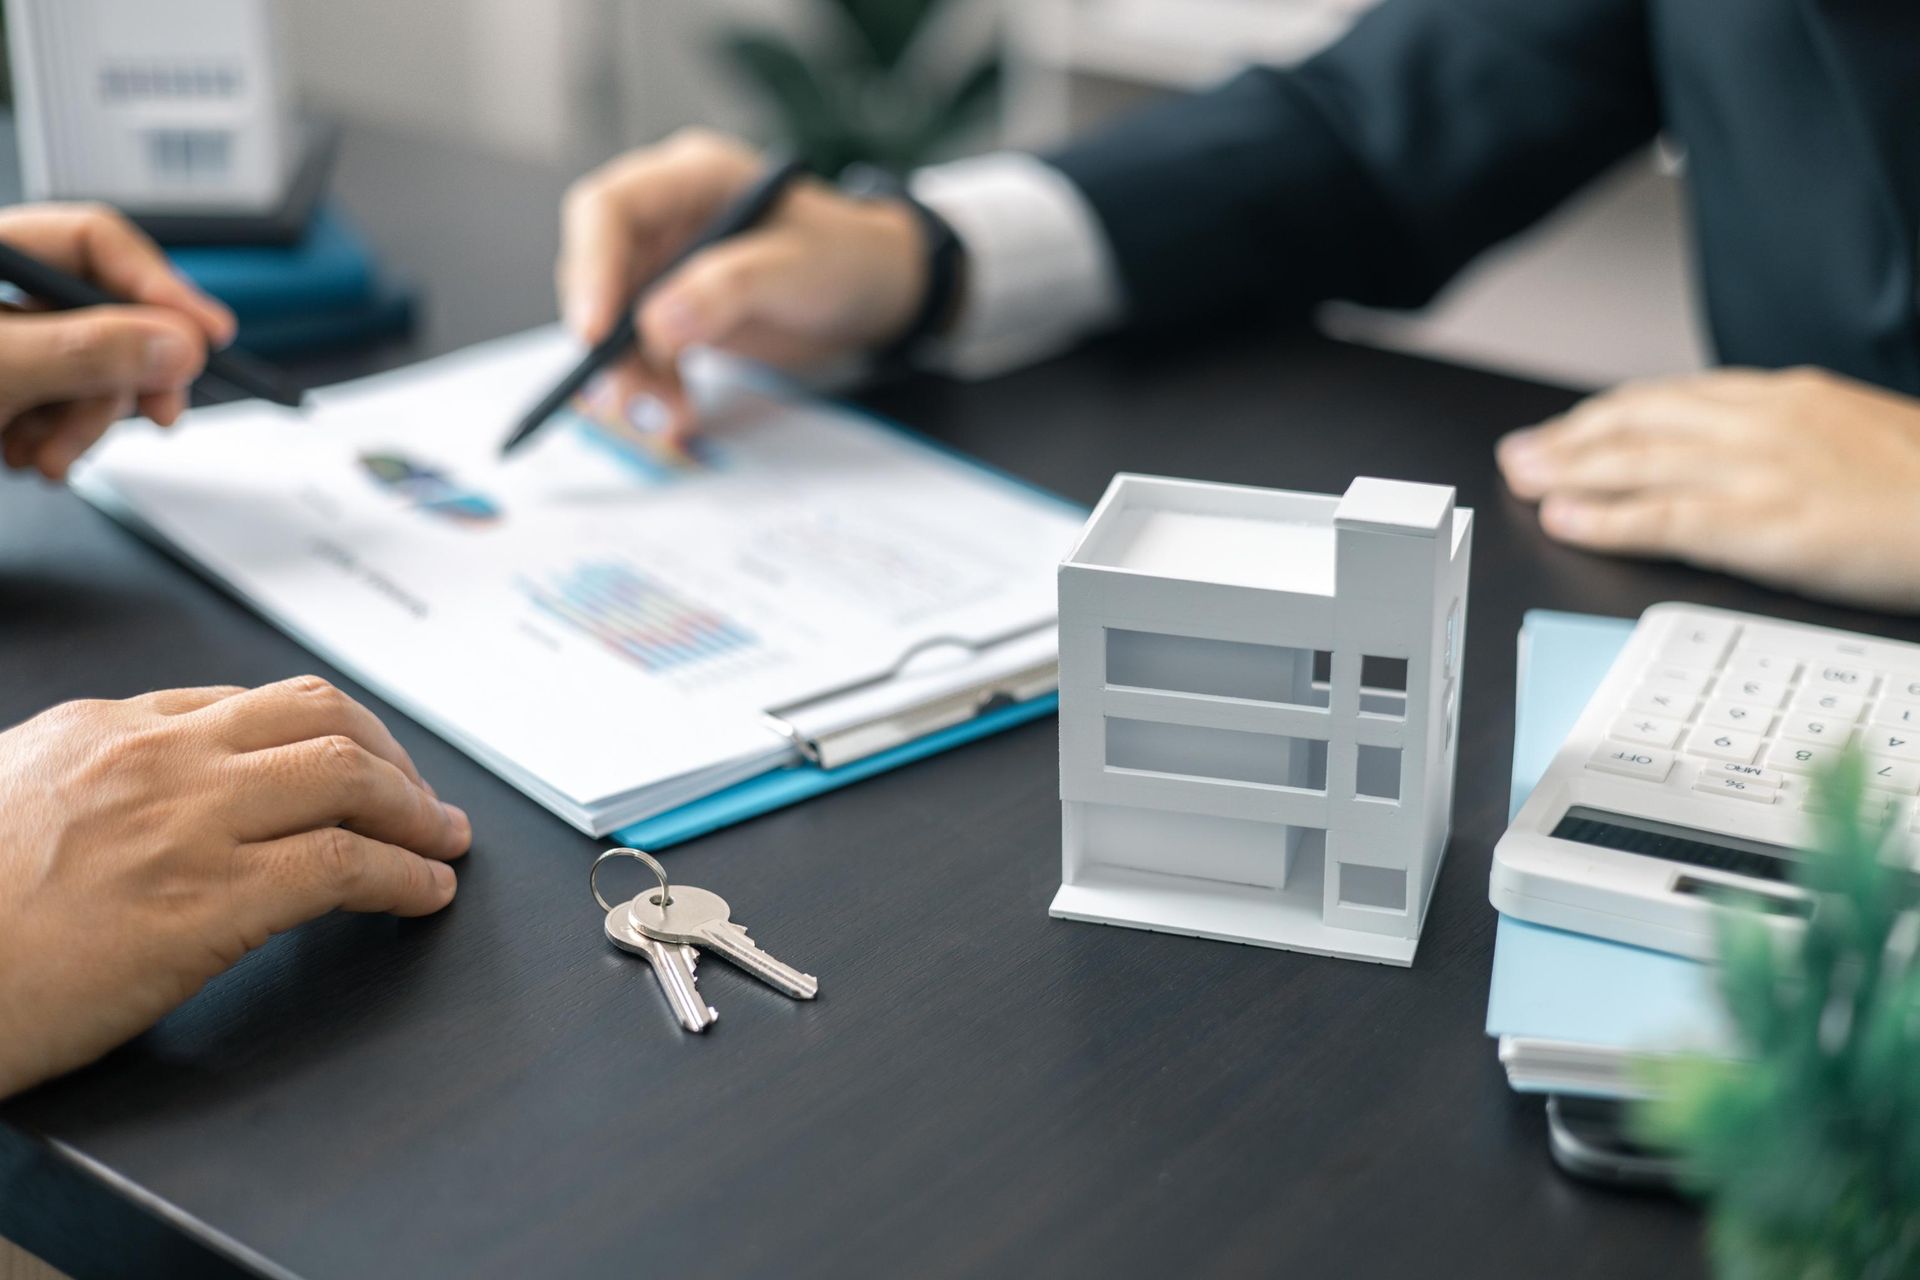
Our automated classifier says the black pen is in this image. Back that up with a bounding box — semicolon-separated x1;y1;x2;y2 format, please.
0;237;307;409
501;153;810;456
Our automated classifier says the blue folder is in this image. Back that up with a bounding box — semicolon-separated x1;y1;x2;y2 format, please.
1484;610;1730;1085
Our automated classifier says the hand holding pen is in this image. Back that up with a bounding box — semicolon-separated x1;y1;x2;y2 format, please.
0;204;296;482
533;130;935;450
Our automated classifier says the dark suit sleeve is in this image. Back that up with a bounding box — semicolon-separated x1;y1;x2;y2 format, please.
1046;0;1660;327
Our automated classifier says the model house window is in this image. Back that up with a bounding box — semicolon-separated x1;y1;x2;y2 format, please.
1339;864;1408;912
1354;744;1402;802
1104;717;1328;792
145;128;234;183
1105;628;1330;709
1359;655;1408;719
102;62;243;102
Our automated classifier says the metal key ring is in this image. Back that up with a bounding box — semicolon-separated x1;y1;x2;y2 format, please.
590;847;672;913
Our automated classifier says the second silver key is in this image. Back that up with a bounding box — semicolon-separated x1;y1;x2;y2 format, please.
629;886;819;1000
605;902;716;1032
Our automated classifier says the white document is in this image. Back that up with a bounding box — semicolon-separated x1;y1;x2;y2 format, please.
75;328;1083;833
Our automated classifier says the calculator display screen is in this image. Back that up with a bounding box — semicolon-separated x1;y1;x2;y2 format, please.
1550;806;1798;884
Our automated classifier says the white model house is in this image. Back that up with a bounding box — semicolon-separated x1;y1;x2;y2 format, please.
1050;474;1472;965
5;0;294;211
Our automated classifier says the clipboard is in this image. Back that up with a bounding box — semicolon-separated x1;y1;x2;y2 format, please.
616;691;1059;850
616;415;1077;850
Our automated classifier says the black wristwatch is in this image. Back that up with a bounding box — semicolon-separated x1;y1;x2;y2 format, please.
839;163;964;372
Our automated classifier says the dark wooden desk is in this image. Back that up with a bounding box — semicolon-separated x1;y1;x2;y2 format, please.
6;123;1907;1280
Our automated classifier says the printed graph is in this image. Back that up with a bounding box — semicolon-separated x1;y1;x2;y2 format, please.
521;560;758;675
359;452;502;525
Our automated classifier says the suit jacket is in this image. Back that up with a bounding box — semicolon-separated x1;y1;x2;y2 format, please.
1047;0;1920;394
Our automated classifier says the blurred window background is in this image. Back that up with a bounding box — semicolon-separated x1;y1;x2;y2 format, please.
3;0;1708;387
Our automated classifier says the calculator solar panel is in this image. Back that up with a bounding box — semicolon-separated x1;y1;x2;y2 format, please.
1492;604;1920;959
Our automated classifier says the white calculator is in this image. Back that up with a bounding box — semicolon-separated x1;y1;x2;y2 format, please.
1491;603;1920;960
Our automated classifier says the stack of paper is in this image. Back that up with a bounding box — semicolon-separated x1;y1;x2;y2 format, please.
75;329;1086;835
1487;611;1736;1097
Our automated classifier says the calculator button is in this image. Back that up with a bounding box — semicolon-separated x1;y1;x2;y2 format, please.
1871;698;1920;729
1660;623;1738;667
1766;741;1840;774
1684;728;1762;764
1792;688;1865;721
1700;700;1774;733
1693;774;1776;804
1641;664;1714;697
1779;713;1854;747
1586;741;1675;783
1715;676;1791;709
1881;673;1920;701
1863;758;1920;795
1612;713;1685;749
1809;663;1878;695
1697;761;1782;788
1859;727;1920;761
1725;651;1801;681
1626;687;1699;719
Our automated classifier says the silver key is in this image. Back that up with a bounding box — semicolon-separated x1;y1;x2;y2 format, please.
629;885;819;1000
605;903;717;1032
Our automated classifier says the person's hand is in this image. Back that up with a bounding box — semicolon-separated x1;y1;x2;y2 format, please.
1498;367;1920;612
556;129;929;442
0;678;471;1097
0;203;236;481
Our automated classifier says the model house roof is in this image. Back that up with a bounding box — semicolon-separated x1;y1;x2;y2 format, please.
1065;473;1458;597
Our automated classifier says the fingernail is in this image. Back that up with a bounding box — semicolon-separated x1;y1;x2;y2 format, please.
652;297;699;346
1498;432;1551;487
626;394;669;435
442;801;470;834
1497;427;1541;460
1541;499;1589;536
431;861;457;894
143;331;193;383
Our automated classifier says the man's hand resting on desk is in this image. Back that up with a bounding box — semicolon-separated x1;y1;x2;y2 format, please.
1499;368;1920;612
556;129;929;442
0;677;470;1098
0;203;235;482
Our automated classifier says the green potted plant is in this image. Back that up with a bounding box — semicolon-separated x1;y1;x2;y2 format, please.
1637;752;1920;1278
719;0;1001;175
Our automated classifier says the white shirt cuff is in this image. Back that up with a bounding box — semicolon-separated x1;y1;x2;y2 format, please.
910;152;1124;379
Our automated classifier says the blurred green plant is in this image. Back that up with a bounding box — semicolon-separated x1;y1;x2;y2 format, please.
718;0;1001;176
1636;751;1920;1279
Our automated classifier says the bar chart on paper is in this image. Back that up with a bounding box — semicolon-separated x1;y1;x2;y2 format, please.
521;560;762;678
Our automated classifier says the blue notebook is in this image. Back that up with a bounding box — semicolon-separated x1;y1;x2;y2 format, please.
219;289;415;358
1485;610;1732;1087
169;205;417;355
169;205;378;319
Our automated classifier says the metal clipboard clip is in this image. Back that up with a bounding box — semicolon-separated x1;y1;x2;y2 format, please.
761;621;1059;770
